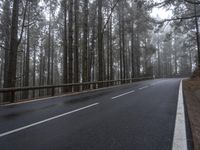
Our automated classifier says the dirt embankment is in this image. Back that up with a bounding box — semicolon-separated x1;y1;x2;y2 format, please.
183;79;200;150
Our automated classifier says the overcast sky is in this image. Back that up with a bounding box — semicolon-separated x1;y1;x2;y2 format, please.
151;5;173;20
38;0;173;21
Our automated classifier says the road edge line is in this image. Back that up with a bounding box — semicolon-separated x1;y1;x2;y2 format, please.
172;80;188;150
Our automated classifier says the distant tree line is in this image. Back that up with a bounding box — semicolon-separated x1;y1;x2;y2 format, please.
0;0;198;102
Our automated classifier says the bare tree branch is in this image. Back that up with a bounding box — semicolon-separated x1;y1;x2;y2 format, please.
185;0;200;5
102;0;121;34
157;14;200;23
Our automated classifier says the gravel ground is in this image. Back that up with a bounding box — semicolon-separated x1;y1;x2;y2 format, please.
183;79;200;150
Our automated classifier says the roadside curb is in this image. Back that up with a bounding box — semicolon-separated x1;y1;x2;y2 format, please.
172;80;188;150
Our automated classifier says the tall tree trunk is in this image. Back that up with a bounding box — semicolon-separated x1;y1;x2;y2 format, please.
23;4;30;99
194;5;200;69
97;0;103;83
189;49;192;73
0;58;3;88
109;11;113;81
47;1;52;86
174;49;177;75
136;34;140;77
74;0;79;91
157;35;161;77
19;52;23;99
118;9;123;80
144;39;147;75
106;26;110;81
82;0;89;89
39;51;43;96
131;20;135;79
33;45;36;98
68;0;73;91
90;8;97;82
106;7;110;81
2;0;11;94
7;0;20;102
88;6;97;83
121;1;126;80
51;31;54;85
63;0;68;92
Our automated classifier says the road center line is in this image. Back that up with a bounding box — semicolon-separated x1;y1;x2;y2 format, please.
0;103;99;138
111;90;135;100
172;80;188;150
139;86;149;90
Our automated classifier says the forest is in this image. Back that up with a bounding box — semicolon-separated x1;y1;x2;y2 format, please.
0;0;199;102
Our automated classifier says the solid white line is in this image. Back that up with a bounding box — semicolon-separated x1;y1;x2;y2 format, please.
111;90;135;100
0;103;99;138
172;80;188;150
139;86;149;90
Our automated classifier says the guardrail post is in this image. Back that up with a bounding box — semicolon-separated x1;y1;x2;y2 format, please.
32;89;35;98
52;87;55;96
95;83;98;89
11;91;15;103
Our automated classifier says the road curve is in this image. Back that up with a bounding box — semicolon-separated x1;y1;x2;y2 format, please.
0;79;192;150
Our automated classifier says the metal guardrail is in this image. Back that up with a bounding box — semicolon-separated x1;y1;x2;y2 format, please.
0;77;152;104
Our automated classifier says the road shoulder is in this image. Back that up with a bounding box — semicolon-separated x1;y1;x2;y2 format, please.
172;80;188;150
183;79;200;150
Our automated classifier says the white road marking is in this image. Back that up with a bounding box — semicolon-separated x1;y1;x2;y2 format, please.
139;86;149;90
172;80;188;150
111;90;135;100
0;103;99;138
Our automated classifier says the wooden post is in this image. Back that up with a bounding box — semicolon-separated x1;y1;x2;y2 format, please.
52;87;55;96
11;91;15;103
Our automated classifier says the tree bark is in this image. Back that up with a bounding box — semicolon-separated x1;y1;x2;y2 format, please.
109;12;113;80
23;3;30;99
74;0;79;91
68;0;73;91
157;37;161;77
121;3;126;80
82;0;89;89
97;0;103;83
118;8;123;80
131;20;135;78
51;31;54;85
63;0;68;92
2;0;11;102
90;6;97;82
7;0;20;102
33;45;36;98
194;5;200;69
47;0;52;86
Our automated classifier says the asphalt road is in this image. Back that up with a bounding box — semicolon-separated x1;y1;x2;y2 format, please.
0;79;192;150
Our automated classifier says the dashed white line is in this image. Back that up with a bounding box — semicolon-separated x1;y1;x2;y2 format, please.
0;103;99;138
139;86;149;90
172;80;188;150
111;90;135;100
